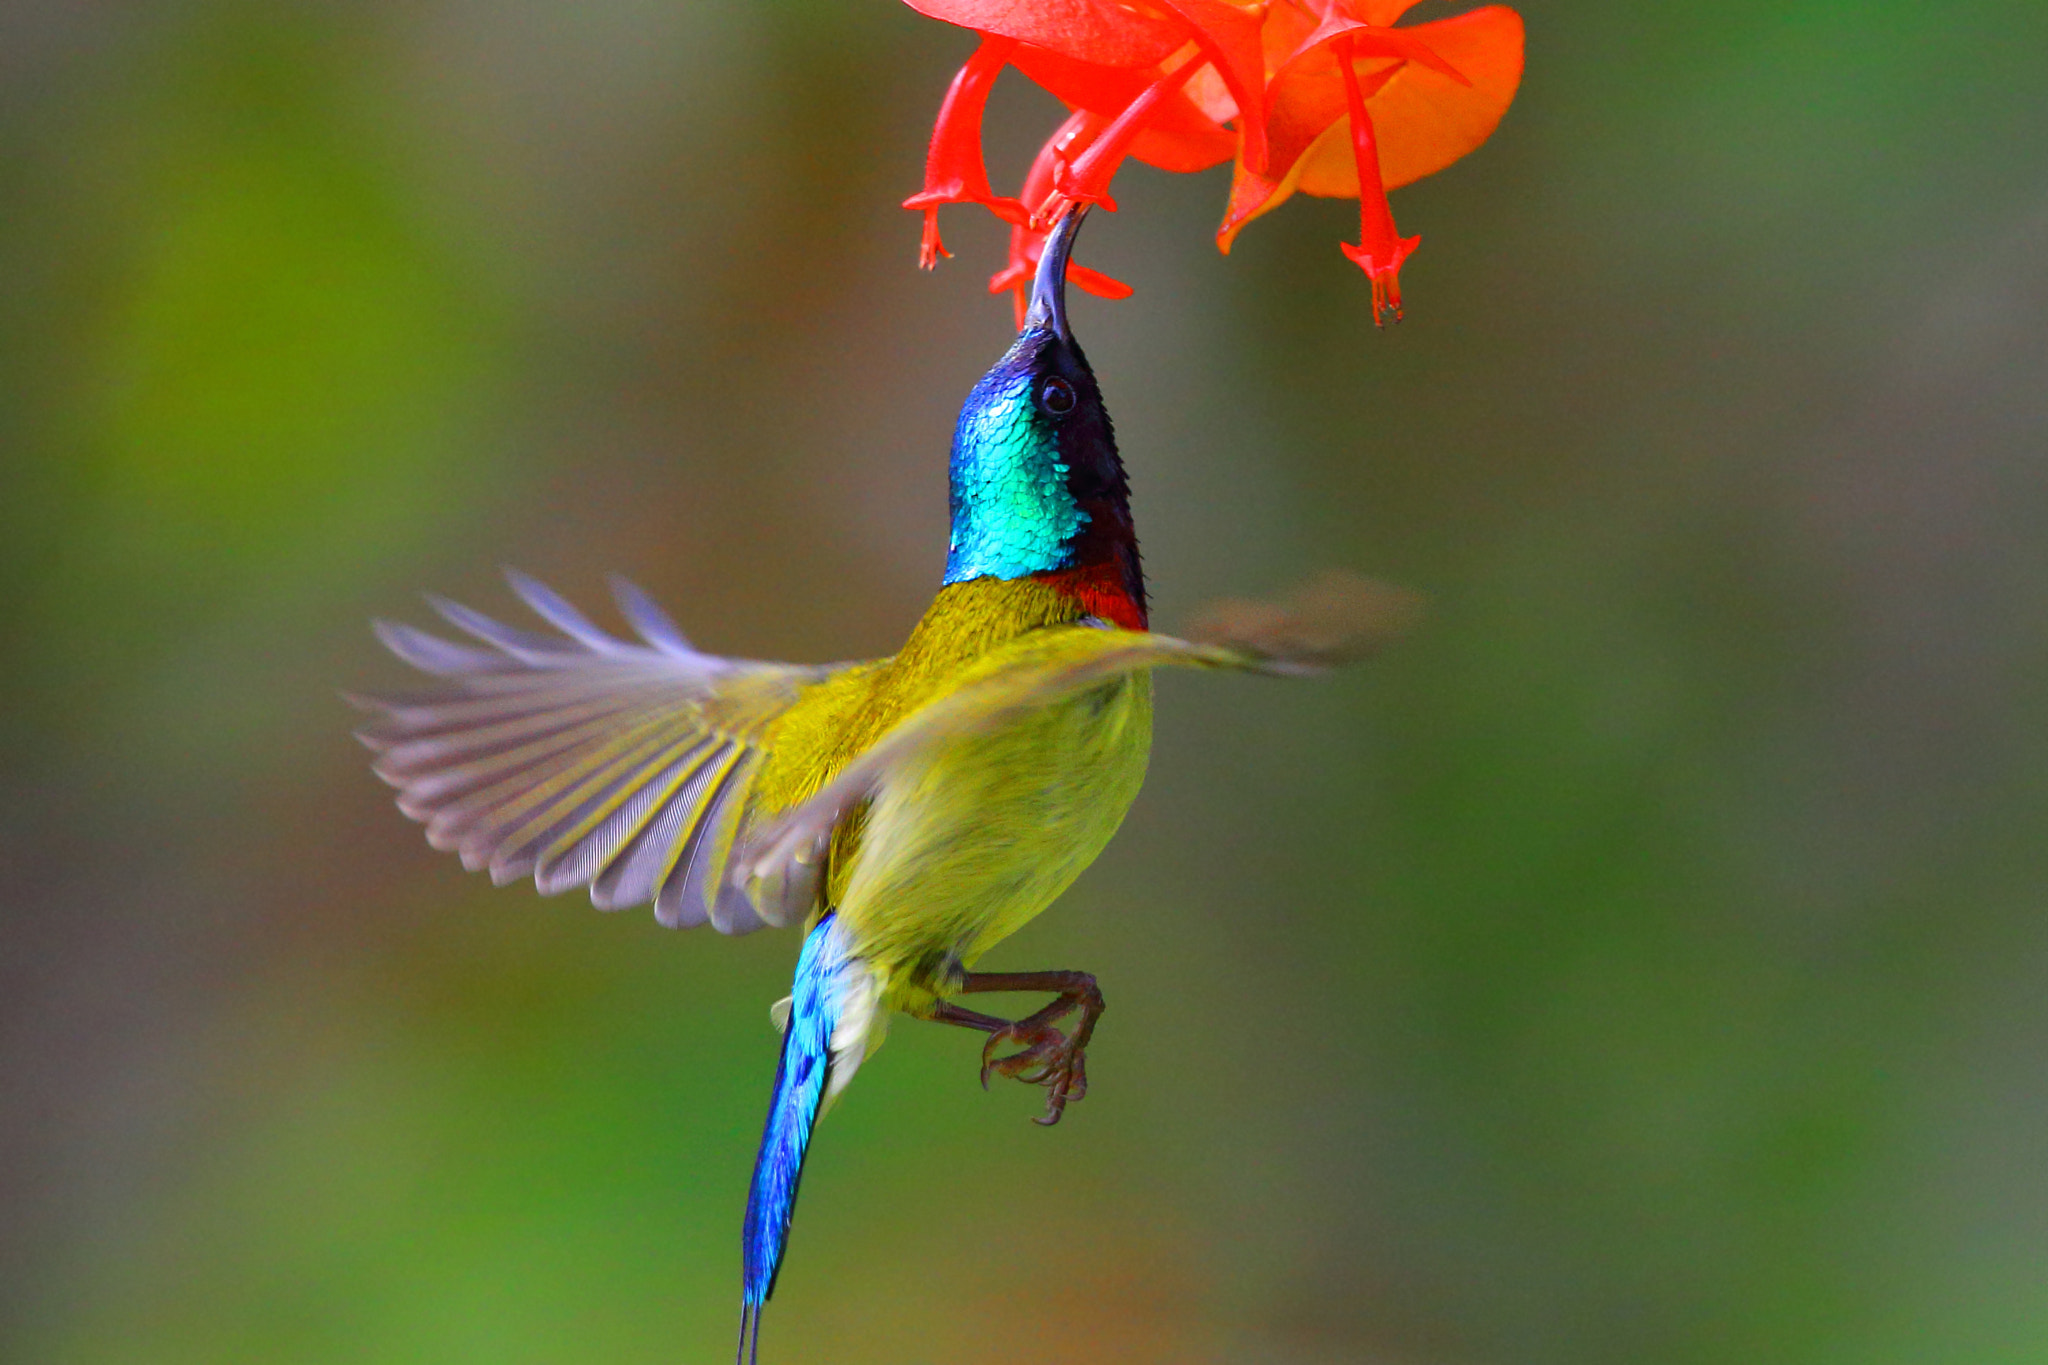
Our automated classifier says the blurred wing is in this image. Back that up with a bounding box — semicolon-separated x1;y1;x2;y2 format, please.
352;570;854;935
735;569;1415;910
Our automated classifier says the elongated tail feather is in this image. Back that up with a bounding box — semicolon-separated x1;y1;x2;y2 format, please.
739;914;878;1359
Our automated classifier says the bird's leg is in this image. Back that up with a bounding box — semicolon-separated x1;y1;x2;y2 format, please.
929;971;1103;1126
929;1001;1010;1034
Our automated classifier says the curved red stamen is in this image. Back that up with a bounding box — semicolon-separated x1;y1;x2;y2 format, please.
903;34;1027;268
1334;33;1419;325
917;209;952;265
1041;47;1207;225
995;111;1111;326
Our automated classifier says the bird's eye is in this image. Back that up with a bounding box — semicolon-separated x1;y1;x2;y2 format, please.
1038;376;1077;416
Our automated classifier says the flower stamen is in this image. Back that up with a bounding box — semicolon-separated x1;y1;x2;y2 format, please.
902;34;1028;269
1039;47;1209;226
1333;33;1420;326
992;110;1136;327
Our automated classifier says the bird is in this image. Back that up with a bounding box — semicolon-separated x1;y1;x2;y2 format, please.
352;206;1410;1364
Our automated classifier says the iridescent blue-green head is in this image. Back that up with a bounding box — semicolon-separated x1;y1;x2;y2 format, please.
944;207;1145;626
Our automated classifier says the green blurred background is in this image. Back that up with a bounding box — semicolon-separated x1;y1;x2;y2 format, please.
6;1;2048;1361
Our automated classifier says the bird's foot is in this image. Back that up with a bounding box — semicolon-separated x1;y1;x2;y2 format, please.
973;973;1103;1126
980;1020;1088;1125
928;969;1106;1126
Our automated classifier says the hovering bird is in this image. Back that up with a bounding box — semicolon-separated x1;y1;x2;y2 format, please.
353;206;1406;1363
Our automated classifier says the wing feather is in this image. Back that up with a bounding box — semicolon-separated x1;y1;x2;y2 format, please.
505;568;628;652
375;695;652;785
608;573;696;655
484;723;706;884
678;751;770;934
587;743;731;910
372;619;512;676
409;707;679;842
354;670;673;747
428;594;587;664
532;742;706;896
355;571;853;933
652;745;749;929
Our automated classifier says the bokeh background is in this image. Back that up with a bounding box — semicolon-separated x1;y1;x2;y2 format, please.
6;1;2048;1361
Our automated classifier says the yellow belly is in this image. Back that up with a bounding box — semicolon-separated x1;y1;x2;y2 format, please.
833;670;1153;1014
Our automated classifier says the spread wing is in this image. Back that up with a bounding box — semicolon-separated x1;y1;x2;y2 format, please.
734;570;1417;913
351;570;856;935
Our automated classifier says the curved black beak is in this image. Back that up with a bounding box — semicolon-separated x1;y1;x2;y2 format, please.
1023;205;1091;343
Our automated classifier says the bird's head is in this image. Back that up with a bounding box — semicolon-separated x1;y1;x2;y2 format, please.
943;207;1144;624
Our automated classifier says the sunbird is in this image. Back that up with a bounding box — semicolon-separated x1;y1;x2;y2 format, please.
354;207;1403;1363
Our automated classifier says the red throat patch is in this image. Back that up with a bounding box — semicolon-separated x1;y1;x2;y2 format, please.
1034;562;1148;631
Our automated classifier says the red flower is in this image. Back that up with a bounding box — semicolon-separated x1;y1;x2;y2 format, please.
903;0;1524;325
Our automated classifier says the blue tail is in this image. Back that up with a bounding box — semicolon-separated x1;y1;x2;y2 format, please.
737;914;858;1364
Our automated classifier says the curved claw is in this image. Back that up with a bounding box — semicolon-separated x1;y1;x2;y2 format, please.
1031;1050;1088;1126
980;1024;1069;1088
950;969;1105;1126
980;1021;1088;1124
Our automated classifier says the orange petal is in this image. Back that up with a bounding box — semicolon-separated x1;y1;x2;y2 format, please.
1258;0;1320;74
1128;123;1237;173
1152;0;1268;172
1330;0;1429;28
1219;11;1412;252
1216;149;1299;253
902;0;1180;68
1260;8;1470;184
1010;42;1226;135
1068;262;1134;298
1218;7;1520;255
1295;6;1523;196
